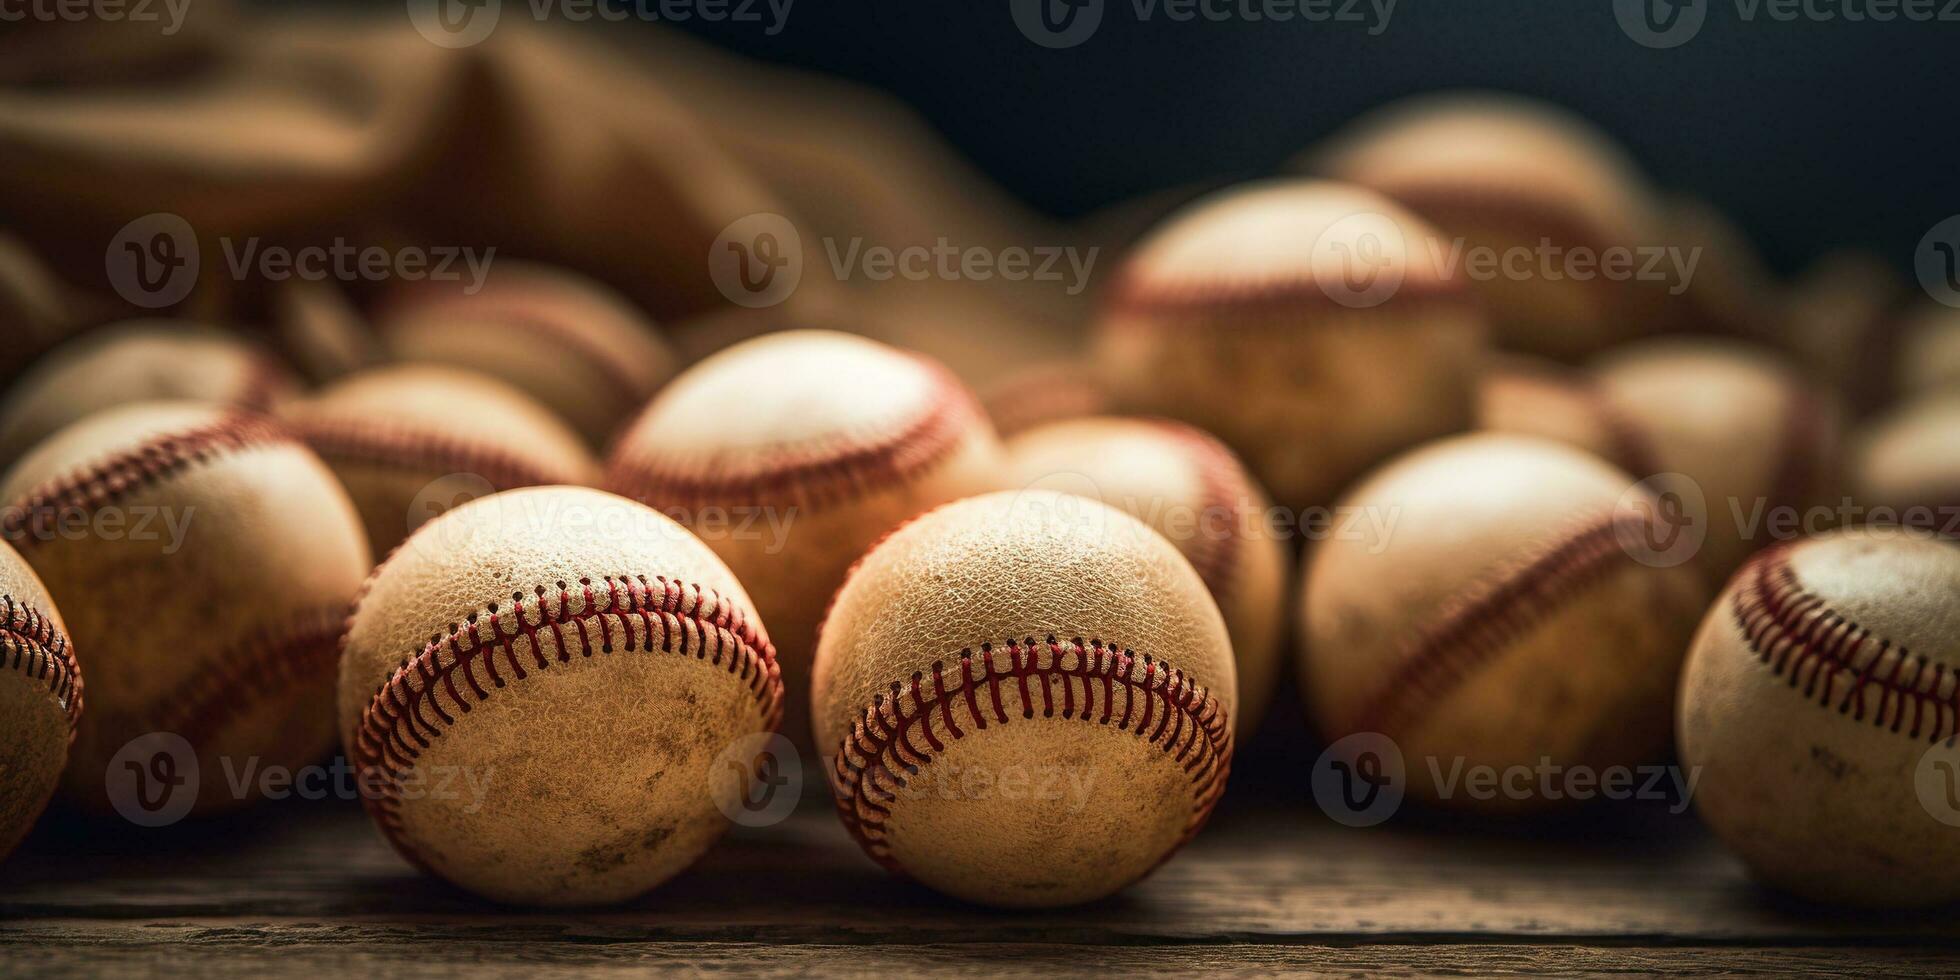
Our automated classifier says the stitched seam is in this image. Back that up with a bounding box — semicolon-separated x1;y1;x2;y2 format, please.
606;357;982;512
0;593;80;732
118;608;348;748
351;575;782;858
0;414;292;549
291;417;582;491
1351;512;1641;734
828;635;1232;873
1731;544;1960;742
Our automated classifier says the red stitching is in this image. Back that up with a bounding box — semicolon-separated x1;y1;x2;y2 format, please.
0;592;81;733
350;575;781;867
827;635;1231;874
1350;512;1643;734
606;356;984;512
1730;543;1960;742
289;417;587;491
113;608;349;749
0;414;292;549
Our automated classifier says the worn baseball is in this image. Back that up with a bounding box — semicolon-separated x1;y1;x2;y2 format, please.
1853;392;1960;525
0;401;369;813
284;364;599;555
1006;417;1285;740
1093;179;1485;513
1679;526;1960;906
606;330;1004;750
339;486;781;906
373;261;676;447
1304;93;1664;360
1784;250;1906;418
813;490;1235;907
1301;433;1707;810
1657;195;1777;341
0;320;297;468
0;540;77;859
1589;338;1842;583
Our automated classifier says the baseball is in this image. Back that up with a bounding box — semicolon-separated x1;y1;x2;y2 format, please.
0;401;370;813
284;364;599;555
372;261;676;447
1005;417;1285;740
606;330;1004;749
1589;338;1842;583
1300;433;1707;809
1853;392;1960;524
0;320;297;468
1303;93;1664;360
0;540;77;860
338;486;781;906
1092;179;1486;513
813;490;1235;907
1678;525;1960;907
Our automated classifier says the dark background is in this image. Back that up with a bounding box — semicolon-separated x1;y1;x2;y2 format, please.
336;0;1957;277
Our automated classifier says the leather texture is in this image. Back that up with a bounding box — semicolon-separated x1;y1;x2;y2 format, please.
338;486;777;906
607;331;1006;753
1854;392;1960;518
1591;337;1843;584
1679;526;1960;906
0;401;370;813
1005;416;1286;741
284;363;599;555
1301;433;1708;809
374;261;676;447
0;540;72;860
813;489;1235;907
1302;93;1664;361
0;320;294;468
1093;180;1485;514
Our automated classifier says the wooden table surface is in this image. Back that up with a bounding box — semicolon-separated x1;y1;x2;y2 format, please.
4;724;1958;977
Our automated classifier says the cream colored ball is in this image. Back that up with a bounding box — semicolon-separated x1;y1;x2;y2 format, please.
339;486;781;906
1679;526;1960;906
1300;433;1707;810
813;490;1235;907
1093;178;1485;514
1005;416;1286;740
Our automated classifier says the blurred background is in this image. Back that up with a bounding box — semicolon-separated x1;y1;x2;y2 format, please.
331;0;1953;273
